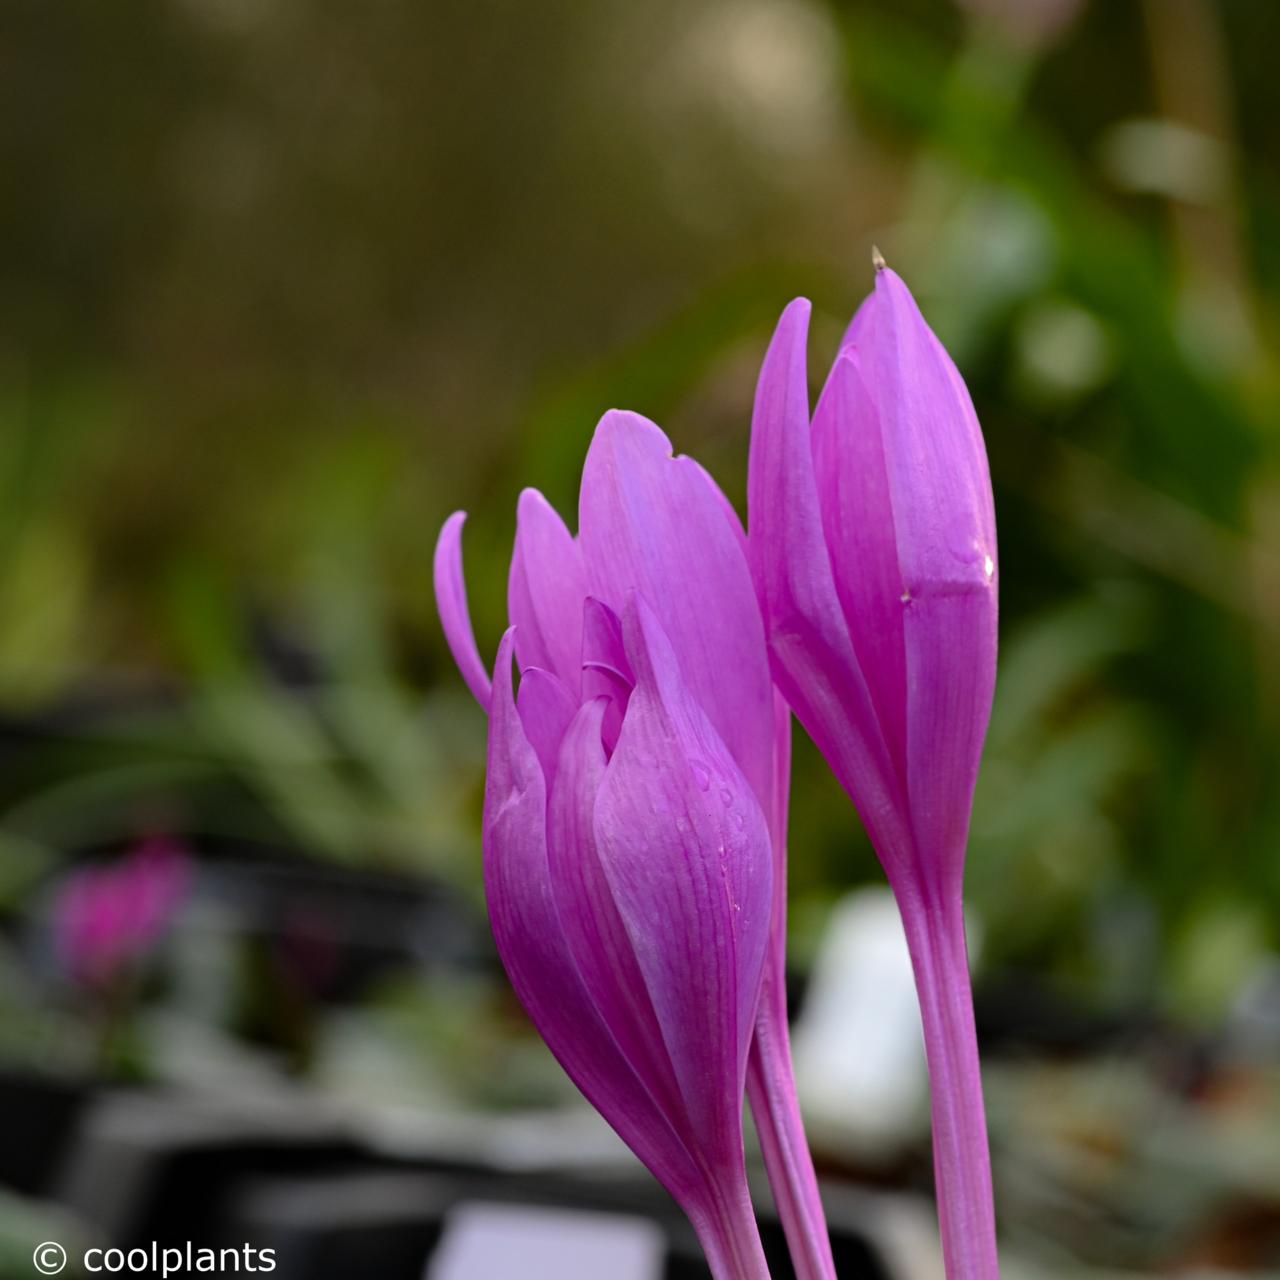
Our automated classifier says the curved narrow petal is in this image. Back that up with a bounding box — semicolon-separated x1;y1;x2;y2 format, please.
594;596;773;1166
482;631;705;1210
578;410;775;820
516;666;577;786
746;300;907;862
508;489;588;694
433;512;492;711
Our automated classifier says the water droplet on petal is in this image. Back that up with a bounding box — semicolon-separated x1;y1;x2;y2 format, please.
731;811;745;831
719;788;733;806
946;519;982;565
690;761;710;791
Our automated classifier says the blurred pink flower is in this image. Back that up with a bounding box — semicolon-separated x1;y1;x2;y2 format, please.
53;836;192;989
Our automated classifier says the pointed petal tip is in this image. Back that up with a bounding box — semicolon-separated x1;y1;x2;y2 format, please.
616;592;675;702
872;262;916;308
764;299;812;376
492;626;517;699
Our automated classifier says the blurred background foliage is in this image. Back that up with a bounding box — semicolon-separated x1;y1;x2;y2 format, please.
1;0;1279;1079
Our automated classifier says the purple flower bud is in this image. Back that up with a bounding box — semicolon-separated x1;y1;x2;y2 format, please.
749;266;1000;1279
435;411;838;1280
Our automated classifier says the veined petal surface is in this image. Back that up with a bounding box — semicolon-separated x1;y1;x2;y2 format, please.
594;597;773;1168
548;699;688;1132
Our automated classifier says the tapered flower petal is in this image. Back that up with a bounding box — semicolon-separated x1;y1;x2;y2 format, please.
509;489;588;693
835;269;998;885
746;300;906;860
595;596;773;1163
579;410;775;819
433;513;492;711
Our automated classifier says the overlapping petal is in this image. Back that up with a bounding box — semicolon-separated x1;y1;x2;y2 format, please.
514;666;577;785
810;354;908;780
482;631;704;1208
747;299;907;863
594;597;773;1158
487;618;774;1278
580;410;775;822
509;488;588;692
548;697;686;1128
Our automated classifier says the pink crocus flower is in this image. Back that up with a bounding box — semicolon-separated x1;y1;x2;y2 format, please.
53;836;192;990
435;412;836;1280
749;264;1000;1279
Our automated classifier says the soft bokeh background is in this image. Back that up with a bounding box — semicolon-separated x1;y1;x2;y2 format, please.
2;0;1279;1274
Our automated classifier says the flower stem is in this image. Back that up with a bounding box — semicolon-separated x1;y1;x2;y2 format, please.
747;969;838;1280
897;885;1000;1280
